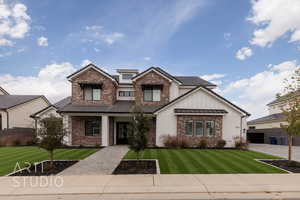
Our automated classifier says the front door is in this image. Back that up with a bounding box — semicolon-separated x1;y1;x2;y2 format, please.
116;122;131;144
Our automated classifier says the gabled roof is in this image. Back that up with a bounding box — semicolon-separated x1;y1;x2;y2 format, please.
0;87;9;95
248;113;285;124
67;64;118;84
0;95;49;110
154;86;250;116
175;76;216;87
131;67;183;85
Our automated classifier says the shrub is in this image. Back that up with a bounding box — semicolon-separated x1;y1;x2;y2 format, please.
163;135;178;148
234;136;249;150
198;139;208;149
178;138;192;148
12;139;21;146
95;144;101;148
26;138;37;146
216;139;226;148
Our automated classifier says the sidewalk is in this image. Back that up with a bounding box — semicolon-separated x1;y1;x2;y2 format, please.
1;174;300;199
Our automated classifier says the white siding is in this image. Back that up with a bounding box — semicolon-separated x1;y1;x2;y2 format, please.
248;121;287;129
179;88;194;96
156;88;247;147
36;107;61;129
7;97;49;128
0;111;7;130
169;82;179;101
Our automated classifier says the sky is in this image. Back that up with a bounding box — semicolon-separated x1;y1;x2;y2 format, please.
0;0;300;119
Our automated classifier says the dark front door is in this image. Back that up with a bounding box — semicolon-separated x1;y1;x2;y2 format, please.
116;122;131;144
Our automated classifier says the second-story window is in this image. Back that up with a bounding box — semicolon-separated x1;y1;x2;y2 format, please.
84;87;101;101
119;91;134;97
122;73;133;80
143;85;161;102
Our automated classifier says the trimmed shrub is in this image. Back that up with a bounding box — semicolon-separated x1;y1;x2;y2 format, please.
12;139;21;146
234;136;249;150
163;135;178;148
198;139;208;149
216;139;226;148
178;138;192;148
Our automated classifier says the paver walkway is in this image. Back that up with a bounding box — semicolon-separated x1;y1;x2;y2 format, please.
60;145;129;175
250;143;300;162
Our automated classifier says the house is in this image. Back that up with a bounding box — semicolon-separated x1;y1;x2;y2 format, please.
0;87;50;130
30;96;71;129
247;94;300;145
57;64;250;147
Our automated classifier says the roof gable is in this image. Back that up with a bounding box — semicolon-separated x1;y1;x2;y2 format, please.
67;64;118;83
0;95;50;110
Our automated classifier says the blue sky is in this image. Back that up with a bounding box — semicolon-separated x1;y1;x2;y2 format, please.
0;0;300;119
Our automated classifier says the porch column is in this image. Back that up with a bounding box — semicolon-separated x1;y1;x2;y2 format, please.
62;114;72;146
102;115;109;146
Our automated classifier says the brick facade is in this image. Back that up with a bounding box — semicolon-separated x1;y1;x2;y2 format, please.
133;71;171;106
71;116;101;146
71;68;117;105
147;117;156;147
177;115;223;147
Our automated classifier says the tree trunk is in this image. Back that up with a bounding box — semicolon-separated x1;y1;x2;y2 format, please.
288;135;293;162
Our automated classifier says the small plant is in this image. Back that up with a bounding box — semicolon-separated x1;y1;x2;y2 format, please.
95;144;101;148
198;139;208;149
163;135;178;148
216;139;226;149
12;139;21;146
234;136;248;150
178;138;191;148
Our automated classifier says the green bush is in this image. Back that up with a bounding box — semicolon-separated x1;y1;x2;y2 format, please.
216;139;226;148
198;139;208;149
234;136;249;150
12;139;21;146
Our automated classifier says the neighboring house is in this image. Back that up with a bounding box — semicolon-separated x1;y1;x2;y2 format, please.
0;87;50;130
57;64;250;147
247;94;300;145
30;96;71;129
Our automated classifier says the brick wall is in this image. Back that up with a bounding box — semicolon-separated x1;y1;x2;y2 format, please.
133;71;171;106
0;128;35;146
177;115;223;147
71;116;101;146
71;68;117;105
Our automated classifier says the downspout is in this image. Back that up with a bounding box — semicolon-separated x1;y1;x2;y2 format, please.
5;109;9;129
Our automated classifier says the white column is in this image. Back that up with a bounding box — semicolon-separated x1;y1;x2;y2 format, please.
101;115;109;146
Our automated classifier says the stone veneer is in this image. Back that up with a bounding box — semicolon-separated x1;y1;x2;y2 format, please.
72;116;101;146
177;115;223;147
133;70;171;106
71;68;117;105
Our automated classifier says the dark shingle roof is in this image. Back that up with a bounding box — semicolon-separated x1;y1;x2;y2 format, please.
58;101;162;114
174;76;216;86
0;95;43;109
54;96;71;109
248;113;285;124
174;108;228;114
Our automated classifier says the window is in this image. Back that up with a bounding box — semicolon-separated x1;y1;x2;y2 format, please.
249;126;256;130
122;73;133;80
206;120;215;137
119;91;134;97
143;86;161;102
84;87;101;101
195;120;204;136
185;120;193;136
85;120;101;136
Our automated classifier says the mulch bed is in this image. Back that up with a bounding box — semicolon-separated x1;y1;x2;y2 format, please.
113;160;157;174
9;160;78;176
260;159;300;173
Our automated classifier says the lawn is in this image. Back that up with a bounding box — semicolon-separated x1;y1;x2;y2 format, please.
124;149;286;174
0;146;99;176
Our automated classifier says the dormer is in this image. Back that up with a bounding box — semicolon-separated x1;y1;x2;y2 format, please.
116;69;139;84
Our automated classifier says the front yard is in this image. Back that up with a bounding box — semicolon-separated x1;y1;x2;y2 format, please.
0;146;98;176
124;149;286;174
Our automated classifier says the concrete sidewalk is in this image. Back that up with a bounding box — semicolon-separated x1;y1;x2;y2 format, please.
1;174;300;199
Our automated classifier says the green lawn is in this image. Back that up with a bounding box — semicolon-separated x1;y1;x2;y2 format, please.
0;146;99;176
124;149;286;174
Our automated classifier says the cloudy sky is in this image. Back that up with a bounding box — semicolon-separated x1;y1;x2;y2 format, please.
0;0;300;119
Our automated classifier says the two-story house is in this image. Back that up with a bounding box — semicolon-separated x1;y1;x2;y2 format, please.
58;64;250;147
247;94;300;145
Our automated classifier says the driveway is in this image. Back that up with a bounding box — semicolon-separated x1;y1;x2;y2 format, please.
60;145;129;175
250;143;300;162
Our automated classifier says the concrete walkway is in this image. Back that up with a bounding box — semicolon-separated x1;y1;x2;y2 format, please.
250;143;300;162
60;145;129;175
1;174;300;199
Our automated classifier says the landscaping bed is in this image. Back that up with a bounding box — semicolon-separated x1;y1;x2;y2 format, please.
9;160;77;176
113;160;157;174
259;160;300;173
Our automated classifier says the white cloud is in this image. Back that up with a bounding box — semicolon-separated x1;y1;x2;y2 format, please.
85;25;102;31
223;32;231;41
222;60;299;119
102;32;124;45
248;0;300;47
235;47;253;60
0;1;30;46
81;59;92;67
37;36;48;46
0;51;12;57
201;73;226;86
144;57;151;61
0;62;76;102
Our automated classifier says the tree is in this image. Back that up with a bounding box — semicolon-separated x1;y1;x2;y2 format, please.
128;104;151;161
279;68;300;162
38;116;66;169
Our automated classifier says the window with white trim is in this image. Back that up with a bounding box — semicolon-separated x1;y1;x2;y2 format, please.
206;120;215;137
185;120;193;136
119;91;134;97
143;85;161;102
195;120;204;136
84;87;101;101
